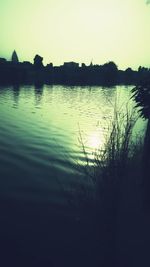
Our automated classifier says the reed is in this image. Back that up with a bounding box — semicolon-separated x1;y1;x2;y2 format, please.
77;102;142;212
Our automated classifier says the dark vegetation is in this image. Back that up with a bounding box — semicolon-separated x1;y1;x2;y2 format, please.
132;76;150;206
0;50;150;86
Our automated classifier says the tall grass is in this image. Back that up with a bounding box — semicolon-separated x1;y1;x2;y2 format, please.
61;101;143;221
77;102;142;213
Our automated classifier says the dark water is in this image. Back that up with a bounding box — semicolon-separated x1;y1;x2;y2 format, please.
0;85;145;266
0;85;133;199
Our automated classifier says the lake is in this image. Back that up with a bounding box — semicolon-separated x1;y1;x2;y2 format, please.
0;84;145;266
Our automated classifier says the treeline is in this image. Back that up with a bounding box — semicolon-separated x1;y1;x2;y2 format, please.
0;52;150;86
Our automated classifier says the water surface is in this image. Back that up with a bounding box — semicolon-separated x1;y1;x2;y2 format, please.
0;85;145;202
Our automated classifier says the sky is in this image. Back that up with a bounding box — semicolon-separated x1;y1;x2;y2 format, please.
0;0;150;69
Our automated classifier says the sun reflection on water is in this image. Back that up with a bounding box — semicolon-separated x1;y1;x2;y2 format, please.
88;132;103;150
85;130;105;164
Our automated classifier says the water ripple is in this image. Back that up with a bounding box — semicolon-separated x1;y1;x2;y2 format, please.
0;85;143;202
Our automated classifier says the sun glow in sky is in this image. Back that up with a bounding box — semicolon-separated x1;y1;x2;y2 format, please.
0;0;150;69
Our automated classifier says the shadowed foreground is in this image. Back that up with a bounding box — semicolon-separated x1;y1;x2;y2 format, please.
0;169;150;267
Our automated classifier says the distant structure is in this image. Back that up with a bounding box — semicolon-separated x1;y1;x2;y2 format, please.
63;62;79;68
90;59;93;67
11;50;19;63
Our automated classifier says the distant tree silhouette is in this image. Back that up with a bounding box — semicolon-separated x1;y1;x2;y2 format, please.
11;50;19;63
34;55;43;69
102;61;118;84
124;67;137;84
104;61;118;72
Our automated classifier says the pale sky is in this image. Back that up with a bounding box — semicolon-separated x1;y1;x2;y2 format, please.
0;0;150;69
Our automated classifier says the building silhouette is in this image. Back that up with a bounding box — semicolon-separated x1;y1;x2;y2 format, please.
12;50;19;63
